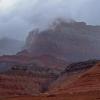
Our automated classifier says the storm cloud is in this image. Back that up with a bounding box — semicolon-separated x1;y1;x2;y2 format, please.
0;0;100;40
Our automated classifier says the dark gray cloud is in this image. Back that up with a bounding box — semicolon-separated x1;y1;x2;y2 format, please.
0;0;100;40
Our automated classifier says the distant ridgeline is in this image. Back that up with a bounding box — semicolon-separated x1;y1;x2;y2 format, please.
0;37;24;55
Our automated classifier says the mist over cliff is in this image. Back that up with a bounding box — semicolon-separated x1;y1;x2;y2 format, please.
25;20;100;62
0;1;100;98
0;0;100;40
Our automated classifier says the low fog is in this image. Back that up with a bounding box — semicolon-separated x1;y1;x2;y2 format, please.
0;0;100;40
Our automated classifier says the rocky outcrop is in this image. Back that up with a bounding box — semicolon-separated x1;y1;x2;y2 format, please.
47;60;99;93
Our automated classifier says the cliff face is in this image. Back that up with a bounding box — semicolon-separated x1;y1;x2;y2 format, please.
0;54;67;97
0;55;59;97
25;20;100;62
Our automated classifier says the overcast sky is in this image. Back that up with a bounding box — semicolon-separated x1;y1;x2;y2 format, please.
0;0;100;40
